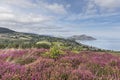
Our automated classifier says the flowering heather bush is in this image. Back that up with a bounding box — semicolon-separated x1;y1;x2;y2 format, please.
0;49;120;80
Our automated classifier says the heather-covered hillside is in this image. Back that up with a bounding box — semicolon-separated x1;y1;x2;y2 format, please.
0;48;120;80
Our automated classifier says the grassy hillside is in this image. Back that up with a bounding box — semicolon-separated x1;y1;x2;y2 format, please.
0;27;101;52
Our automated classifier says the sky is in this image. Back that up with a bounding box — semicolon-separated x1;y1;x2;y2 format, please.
0;0;120;39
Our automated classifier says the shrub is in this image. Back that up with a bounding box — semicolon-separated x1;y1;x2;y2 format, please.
50;46;60;58
35;41;51;49
45;46;63;59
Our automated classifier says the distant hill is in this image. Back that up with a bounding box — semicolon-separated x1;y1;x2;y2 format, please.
68;34;96;41
0;27;15;33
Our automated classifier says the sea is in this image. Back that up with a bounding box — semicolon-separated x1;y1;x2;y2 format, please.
76;39;120;51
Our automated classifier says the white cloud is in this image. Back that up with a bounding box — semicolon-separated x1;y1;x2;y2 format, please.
0;0;37;8
93;0;120;11
94;0;120;8
34;1;68;15
0;13;15;21
0;0;68;15
45;3;67;14
0;13;52;24
0;0;57;24
0;6;15;20
0;7;12;13
15;14;52;23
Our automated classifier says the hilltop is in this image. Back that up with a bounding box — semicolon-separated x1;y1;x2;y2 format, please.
68;34;96;41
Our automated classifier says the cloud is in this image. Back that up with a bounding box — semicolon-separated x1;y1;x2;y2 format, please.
0;0;68;15
0;0;68;23
84;2;98;15
15;14;52;23
93;0;120;9
92;0;120;12
45;3;67;14
65;0;120;21
0;7;12;13
0;7;52;23
34;1;69;15
66;12;120;22
0;0;36;8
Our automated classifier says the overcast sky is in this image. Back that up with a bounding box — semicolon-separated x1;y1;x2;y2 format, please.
0;0;120;38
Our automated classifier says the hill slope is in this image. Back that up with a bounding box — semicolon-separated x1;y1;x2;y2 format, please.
0;27;15;33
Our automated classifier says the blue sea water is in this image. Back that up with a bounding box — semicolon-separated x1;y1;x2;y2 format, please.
77;39;120;51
